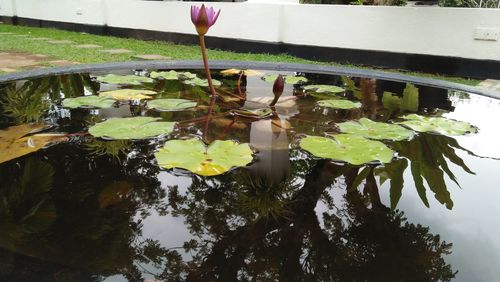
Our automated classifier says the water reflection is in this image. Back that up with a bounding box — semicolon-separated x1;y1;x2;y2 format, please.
0;70;499;280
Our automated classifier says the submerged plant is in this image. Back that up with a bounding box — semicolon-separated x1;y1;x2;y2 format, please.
0;81;50;123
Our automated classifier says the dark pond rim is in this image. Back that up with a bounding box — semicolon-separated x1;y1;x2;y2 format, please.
0;60;498;100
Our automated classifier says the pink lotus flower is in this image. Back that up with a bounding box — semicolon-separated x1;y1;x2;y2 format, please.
191;4;221;36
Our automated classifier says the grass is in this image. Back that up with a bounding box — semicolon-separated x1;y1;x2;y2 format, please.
0;24;480;86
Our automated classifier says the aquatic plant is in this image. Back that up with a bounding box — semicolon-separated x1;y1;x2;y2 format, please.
191;4;220;97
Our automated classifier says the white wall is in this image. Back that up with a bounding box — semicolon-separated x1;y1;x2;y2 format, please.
1;0;499;61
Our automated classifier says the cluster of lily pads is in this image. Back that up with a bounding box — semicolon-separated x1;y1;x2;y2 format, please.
55;71;478;176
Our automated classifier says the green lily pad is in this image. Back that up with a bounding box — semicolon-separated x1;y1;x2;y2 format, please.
62;96;116;109
99;89;158;101
299;134;394;165
262;74;308;84
317;99;361;110
183;77;221;87
154;138;254;176
150;70;197;80
303;84;345;94
89;117;175;140
147;99;197;111
337;118;415;141
231;108;273;119
398;114;478;136
96;74;154;85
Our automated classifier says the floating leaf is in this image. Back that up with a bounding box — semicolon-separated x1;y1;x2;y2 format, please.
220;69;264;76
99;89;158;101
398;114;477;136
150;70;197;80
231;108;273;119
262;74;308;84
299;134;394;165
154;138;254;176
0;124;67;163
96;74;154;85
89;117;175;140
337;118;414;141
317;99;361;110
147;99;197;111
303;84;345;94
183;77;221;87
62;95;115;109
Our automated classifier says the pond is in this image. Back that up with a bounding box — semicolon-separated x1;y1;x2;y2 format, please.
1;64;500;281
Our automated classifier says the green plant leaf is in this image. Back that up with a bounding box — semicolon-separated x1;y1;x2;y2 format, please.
88;117;175;140
303;84;345;94
348;166;371;191
147;99;197;111
382;91;402;111
317;99;361;110
154;138;254;176
62;95;116;109
150;70;197;80
398;114;478;136
262;74;308;84
99;89;158;101
299;134;394;165
183;77;221;87
337;118;414;141
383;158;408;210
231;108;273;119
401;83;419;112
96;74;154;85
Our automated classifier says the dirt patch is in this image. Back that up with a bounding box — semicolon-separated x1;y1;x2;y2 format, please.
0;51;78;71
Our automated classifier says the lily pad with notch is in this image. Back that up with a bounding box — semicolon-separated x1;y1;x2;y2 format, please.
88;117;175;140
183;77;222;87
299;134;394;165
96;74;154;85
397;114;478;136
337;118;415;141
220;69;264;76
147;98;197;111
150;70;197;80
99;89;158;101
304;84;345;94
0;124;68;164
231;108;273;119
317;99;361;110
154;138;254;176
62;95;116;109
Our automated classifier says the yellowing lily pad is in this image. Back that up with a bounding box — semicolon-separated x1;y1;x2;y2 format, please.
337;118;415;141
150;70;197;80
89;117;175;140
147;99;197;111
183;77;222;87
303;84;345;94
262;74;308;84
0;124;67;164
398;114;478;136
62;95;116;109
96;74;154;85
220;69;264;76
317;99;361;110
299;134;394;165
99;89;158;101
154;138;254;176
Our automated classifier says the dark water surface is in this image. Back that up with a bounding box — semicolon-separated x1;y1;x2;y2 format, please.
1;69;499;282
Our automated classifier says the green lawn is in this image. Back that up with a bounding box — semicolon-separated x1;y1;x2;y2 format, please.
0;24;480;86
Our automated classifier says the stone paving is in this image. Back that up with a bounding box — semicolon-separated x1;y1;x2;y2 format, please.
0;31;170;73
100;48;133;54
478;79;500;93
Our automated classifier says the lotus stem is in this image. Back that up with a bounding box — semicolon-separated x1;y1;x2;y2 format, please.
199;35;217;97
